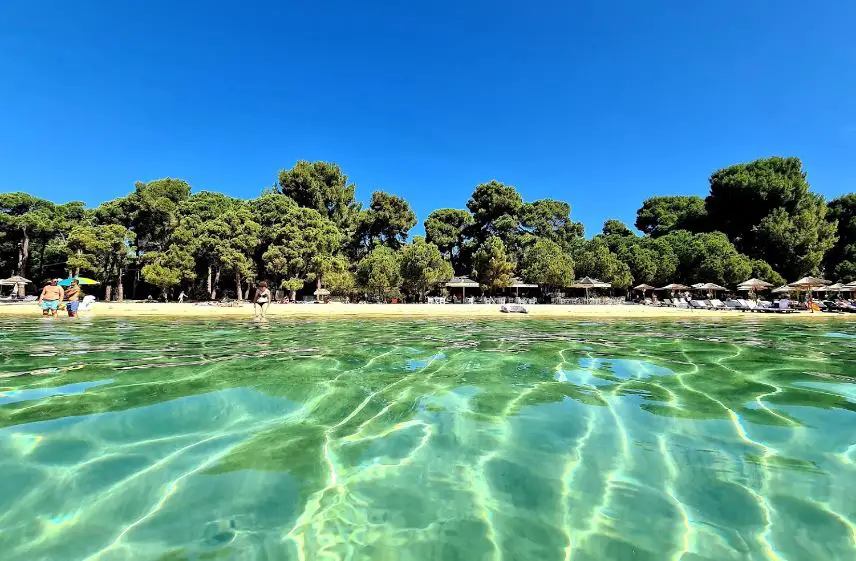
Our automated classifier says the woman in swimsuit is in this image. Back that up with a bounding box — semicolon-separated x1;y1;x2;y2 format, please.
253;281;271;320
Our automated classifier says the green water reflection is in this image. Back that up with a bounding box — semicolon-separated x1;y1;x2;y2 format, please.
1;318;855;560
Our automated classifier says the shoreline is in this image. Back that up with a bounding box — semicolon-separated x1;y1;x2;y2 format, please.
0;302;853;320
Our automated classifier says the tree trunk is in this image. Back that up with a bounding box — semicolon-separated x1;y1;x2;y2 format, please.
132;249;142;299
117;271;124;302
72;249;82;278
105;285;113;302
290;289;297;302
17;228;29;298
206;265;212;297
212;267;221;299
236;271;243;301
38;241;46;281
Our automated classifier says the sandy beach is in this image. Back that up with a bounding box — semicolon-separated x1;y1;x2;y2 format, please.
0;301;852;320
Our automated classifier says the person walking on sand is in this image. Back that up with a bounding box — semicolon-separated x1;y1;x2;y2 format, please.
253;281;271;320
37;279;64;317
64;279;81;318
178;291;186;303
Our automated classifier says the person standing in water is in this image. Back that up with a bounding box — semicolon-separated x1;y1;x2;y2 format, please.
253;281;271;320
37;279;64;317
64;279;81;317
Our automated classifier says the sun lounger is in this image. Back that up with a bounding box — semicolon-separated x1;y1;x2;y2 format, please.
707;299;728;310
690;300;710;309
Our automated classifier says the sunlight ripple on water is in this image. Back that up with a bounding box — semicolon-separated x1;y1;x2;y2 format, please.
1;318;855;561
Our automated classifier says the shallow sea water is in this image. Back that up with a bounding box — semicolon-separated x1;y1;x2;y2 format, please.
1;317;855;561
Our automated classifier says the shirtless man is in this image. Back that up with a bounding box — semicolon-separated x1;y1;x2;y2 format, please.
38;279;64;317
64;279;81;317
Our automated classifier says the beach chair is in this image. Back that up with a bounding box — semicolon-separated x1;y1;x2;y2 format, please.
689;300;709;309
707;299;728;310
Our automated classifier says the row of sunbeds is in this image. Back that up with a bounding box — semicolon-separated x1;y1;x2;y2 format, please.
649;298;798;313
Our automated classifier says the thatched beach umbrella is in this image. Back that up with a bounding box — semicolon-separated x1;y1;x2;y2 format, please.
789;276;831;291
657;283;691;291
771;284;792;294
313;287;330;302
696;282;727;298
737;278;773;291
446;276;480;301
789;277;830;310
1;275;32;297
569;277;611;301
634;283;654;298
657;283;691;299
814;282;841;293
737;278;773;300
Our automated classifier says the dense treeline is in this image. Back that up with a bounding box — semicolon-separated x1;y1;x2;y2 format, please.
1;156;853;301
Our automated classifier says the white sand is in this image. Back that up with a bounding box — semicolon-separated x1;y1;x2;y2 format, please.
0;301;851;320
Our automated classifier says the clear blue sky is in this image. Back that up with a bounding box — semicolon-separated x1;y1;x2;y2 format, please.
1;1;854;236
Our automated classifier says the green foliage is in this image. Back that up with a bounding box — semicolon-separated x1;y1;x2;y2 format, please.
261;204;342;286
824;194;856;281
520;238;574;289
324;268;356;296
356;246;402;298
471;236;515;293
749;259;786;286
277;161;359;229
281;278;304;300
706;157;837;278
635;196;707;237
571;239;632;289
424;208;472;262
519;199;584;246
355;191;417;251
126;178;191;253
399;237;453;299
602;219;633;237
466;181;523;244
659;231;752;286
140;262;183;296
753;202;836;279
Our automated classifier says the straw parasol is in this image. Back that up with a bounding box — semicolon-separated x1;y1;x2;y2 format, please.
789;276;830;290
1;275;31;285
771;284;792;294
634;283;654;298
657;283;691;291
695;282;727;298
568;277;611;300
814;282;844;294
446;276;480;300
737;278;773;291
788;276;830;312
1;275;32;297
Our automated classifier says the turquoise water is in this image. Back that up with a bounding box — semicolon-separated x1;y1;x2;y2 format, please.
1;318;855;560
